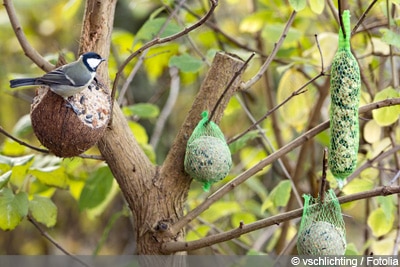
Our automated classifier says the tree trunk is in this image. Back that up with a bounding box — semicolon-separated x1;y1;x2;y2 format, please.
80;0;245;255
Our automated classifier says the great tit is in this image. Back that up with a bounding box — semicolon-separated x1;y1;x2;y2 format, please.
10;52;105;114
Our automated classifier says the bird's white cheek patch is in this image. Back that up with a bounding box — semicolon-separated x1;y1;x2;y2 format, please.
87;58;103;69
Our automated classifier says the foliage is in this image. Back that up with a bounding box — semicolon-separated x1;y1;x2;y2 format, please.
0;0;399;256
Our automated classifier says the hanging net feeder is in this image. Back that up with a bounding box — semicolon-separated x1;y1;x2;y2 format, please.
184;111;232;192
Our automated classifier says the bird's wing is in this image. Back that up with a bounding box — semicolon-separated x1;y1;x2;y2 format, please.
37;68;75;86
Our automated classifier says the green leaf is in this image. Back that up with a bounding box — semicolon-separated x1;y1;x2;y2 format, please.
0;154;34;167
345;243;359;255
0;171;12;189
367;207;394;237
186;225;211;241
261;24;302;47
380;29;400;48
309;0;325;14
231;211;256;227
372;87;400;126
289;0;307;11
342;177;375;195
239;11;272;33
135;17;181;43
0;188;28;230
30;166;68;189
127;121;149;144
261;180;291;212
12;114;32;137
377;195;395;221
111;29;135;55
1;140;28;156
29;195;57;227
229;130;259;154
0;155;34;187
240;147;270;175
79;166;114;211
202;201;241;222
144;44;180;81
123;103;160;119
169;53;203;73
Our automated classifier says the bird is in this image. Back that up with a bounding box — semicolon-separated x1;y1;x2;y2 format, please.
10;52;105;114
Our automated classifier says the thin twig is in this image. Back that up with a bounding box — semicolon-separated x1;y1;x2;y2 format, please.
168;2;209;66
208;52;255;123
228;73;322;144
180;2;268;58
162;185;400;253
150;66;180;148
319;148;328;204
28;215;91;267
112;0;218;97
116;0;187;105
0;126;49;153
0;126;103;160
314;34;325;72
343;145;400;188
327;0;339;24
79;154;104;160
117;49;149;106
241;11;297;90
3;0;54;72
352;0;379;35
338;0;346;40
235;95;303;207
168;97;400;237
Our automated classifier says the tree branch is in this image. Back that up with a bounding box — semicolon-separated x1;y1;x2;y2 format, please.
0;126;104;160
228;72;321;144
168;97;400;237
112;0;219;95
3;0;54;72
163;185;400;253
0;126;49;154
150;66;180;149
27;215;90;267
241;10;297;90
352;0;379;35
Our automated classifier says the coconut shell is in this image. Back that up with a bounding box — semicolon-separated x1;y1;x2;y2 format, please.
30;80;111;157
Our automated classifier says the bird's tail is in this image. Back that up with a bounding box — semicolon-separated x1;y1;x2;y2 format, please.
9;78;37;88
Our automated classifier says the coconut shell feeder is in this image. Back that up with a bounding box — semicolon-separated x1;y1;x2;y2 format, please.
30;79;111;157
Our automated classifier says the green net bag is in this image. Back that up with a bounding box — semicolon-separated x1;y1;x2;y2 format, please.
297;189;346;255
184;111;232;192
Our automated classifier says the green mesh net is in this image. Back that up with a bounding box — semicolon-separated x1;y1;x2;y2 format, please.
184;111;232;192
297;189;346;255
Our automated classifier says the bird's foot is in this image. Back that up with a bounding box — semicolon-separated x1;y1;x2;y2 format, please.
65;100;82;115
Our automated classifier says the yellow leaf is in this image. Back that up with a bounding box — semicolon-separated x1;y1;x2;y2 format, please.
309;0;325;14
342;177;375;195
277;69;315;132
367;208;394;237
239;147;270;175
363;120;381;144
372;87;400;126
144;44;179;82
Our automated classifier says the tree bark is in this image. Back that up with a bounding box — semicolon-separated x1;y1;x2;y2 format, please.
80;0;245;255
99;52;244;255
